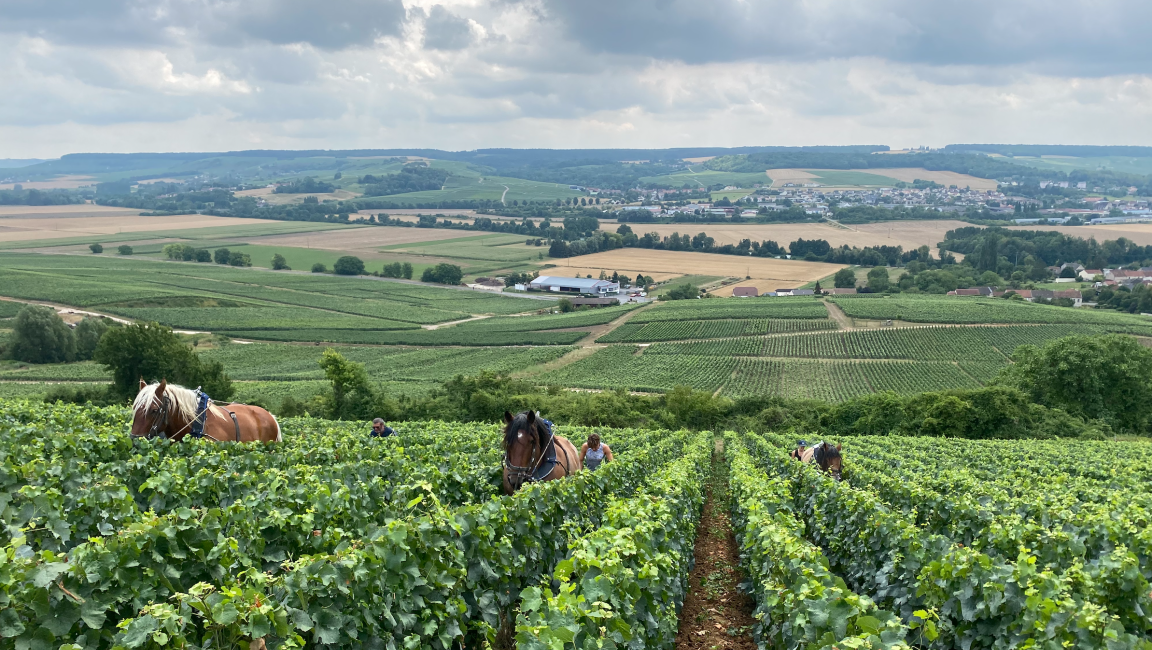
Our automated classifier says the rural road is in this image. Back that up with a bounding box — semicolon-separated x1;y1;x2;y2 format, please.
500;185;509;205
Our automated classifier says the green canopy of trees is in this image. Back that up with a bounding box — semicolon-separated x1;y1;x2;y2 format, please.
333;256;365;276
420;263;464;285
94;322;233;401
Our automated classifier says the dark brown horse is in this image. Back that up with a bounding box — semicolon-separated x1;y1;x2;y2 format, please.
131;379;281;443
791;441;842;481
502;410;579;494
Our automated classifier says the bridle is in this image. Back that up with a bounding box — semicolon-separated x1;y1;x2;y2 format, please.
137;393;173;440
135;393;210;442
503;418;554;488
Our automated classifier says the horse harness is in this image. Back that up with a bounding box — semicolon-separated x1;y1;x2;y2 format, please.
148;390;240;442
504;417;572;485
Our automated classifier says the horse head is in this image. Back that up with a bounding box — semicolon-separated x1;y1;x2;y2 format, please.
503;410;545;492
814;442;843;481
131;378;171;439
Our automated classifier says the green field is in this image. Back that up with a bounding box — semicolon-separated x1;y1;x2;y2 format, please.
354;166;585;205
0;221;357;251
806;170;901;187
829;294;1152;331
637;168;770;188
0;253;557;339
1002;155;1152;177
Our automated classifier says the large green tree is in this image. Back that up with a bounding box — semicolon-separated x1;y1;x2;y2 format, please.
74;317;113;360
833;268;857;288
333;256;365;276
866;267;890;292
94;322;233;401
7;305;75;363
996;334;1152;432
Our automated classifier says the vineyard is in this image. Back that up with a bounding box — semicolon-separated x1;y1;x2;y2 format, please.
724;431;1152;649
596;318;836;343
7;398;1146;650
630;298;829;322
830;294;1152;332
1;400;712;650
543;347;984;398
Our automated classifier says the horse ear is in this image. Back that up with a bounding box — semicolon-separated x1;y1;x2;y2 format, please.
526;410;536;424
158;379;167;393
504;411;514;424
139;378;147;390
836;443;842;451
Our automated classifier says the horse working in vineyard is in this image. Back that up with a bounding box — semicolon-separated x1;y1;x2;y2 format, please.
131;379;281;442
791;440;843;481
502;410;579;494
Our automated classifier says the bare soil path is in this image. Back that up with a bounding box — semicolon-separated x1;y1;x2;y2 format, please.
674;439;756;650
823;299;854;330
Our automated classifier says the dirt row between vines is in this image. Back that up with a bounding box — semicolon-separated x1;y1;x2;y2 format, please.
674;439;757;650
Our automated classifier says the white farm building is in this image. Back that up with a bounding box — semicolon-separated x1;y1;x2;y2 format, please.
528;276;620;295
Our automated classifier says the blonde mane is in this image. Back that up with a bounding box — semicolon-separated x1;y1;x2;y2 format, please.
133;382;199;422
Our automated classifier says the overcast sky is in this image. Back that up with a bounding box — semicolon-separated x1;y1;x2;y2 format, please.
3;0;1151;157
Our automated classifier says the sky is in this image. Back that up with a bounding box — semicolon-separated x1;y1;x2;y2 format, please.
3;0;1152;158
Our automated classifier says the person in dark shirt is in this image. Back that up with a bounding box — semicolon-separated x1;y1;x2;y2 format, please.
370;418;395;437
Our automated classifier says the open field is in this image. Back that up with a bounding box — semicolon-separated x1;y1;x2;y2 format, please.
247;225;491;251
541;249;844;290
637;168;769;188
235;186;362;204
857;167;1000;190
0;214;286;243
619;219;970;251
1003;155;1152;177
0;205;141;218
767;167;997;190
1004;223;1152;246
0;175;95;190
806;170;901;187
0;219;354;251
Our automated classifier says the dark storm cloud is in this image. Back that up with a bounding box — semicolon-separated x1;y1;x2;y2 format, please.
529;0;1152;74
0;0;405;50
423;5;475;51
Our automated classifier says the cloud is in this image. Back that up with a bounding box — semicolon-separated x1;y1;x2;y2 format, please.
423;5;476;50
2;0;1152;156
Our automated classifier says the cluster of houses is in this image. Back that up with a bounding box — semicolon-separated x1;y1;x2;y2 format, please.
944;287;1084;306
731;287;816;297
1052;263;1152;288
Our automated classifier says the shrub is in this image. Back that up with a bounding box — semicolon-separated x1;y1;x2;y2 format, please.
834;267;856;288
421;263;464;285
214;248;231;264
311;263;328;273
89;243;103;254
271;253;290;270
194;248;211;262
117;245;133;255
75;317;114;361
333;256;365;276
558;298;573;313
663;283;698;300
94;322;233;401
228;251;252;267
7;305;75;363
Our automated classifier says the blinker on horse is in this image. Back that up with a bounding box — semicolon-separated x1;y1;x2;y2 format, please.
131;379;282;443
501;410;579;494
791;440;843;481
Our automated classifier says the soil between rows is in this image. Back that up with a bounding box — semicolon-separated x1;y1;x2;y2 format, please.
674;440;756;650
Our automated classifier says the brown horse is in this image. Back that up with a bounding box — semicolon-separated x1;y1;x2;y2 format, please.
791;441;843;481
131;379;281;443
502;410;580;494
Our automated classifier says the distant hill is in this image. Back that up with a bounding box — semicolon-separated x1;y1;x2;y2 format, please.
0;159;49;169
944;144;1152;158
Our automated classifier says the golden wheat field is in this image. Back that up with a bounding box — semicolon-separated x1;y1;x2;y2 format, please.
0;214;280;243
540;249;844;288
623;219;968;252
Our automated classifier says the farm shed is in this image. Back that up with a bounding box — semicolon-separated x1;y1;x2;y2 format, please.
529;275;620;295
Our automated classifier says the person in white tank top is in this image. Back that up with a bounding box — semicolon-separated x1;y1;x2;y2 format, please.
579;433;613;471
